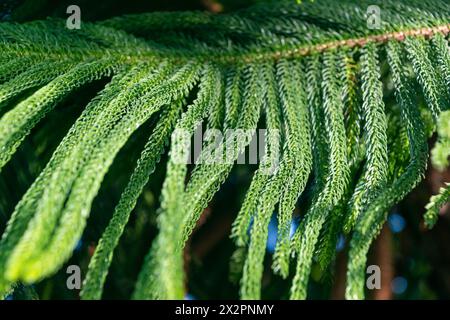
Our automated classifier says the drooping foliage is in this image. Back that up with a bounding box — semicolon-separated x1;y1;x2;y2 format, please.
0;0;449;300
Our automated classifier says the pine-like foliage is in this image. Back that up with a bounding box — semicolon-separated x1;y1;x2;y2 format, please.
0;0;449;300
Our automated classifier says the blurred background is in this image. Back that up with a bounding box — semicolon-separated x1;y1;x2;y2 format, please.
0;0;449;300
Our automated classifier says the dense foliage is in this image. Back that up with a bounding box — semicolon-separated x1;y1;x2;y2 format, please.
0;0;449;300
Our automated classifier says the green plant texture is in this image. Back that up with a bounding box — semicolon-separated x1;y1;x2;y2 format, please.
0;0;449;300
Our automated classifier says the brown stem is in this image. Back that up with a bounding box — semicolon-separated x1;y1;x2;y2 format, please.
240;24;450;62
371;225;394;300
202;0;223;13
331;251;347;300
